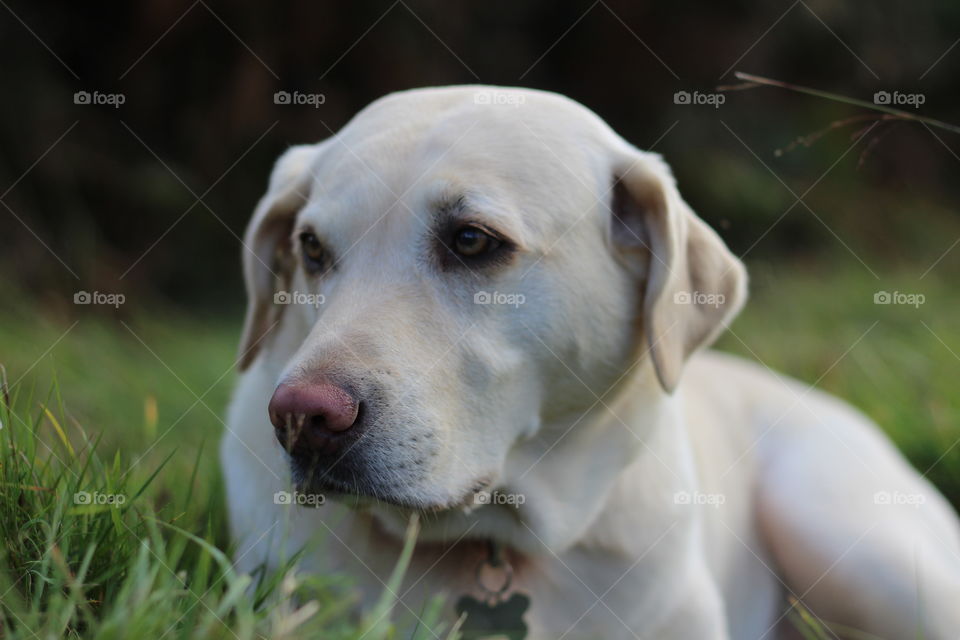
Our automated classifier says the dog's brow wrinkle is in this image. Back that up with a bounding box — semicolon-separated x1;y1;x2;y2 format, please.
433;194;467;221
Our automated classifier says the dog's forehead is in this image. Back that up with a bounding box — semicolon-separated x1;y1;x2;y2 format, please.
297;87;618;238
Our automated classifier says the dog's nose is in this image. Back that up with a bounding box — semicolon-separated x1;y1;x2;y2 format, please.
268;382;360;453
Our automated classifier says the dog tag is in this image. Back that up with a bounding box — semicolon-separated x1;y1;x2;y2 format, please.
455;592;530;640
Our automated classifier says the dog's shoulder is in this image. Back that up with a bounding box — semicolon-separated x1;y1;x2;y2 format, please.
684;350;889;457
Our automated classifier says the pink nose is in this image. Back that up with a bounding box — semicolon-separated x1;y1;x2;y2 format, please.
268;382;360;453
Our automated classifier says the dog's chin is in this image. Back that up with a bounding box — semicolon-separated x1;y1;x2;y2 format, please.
292;475;477;513
292;471;525;547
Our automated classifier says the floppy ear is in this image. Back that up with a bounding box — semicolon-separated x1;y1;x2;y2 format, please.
609;151;747;393
237;144;319;370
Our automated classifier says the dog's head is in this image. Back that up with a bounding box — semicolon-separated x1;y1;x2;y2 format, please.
237;86;746;545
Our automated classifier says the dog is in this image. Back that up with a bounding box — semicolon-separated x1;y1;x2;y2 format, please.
221;86;960;639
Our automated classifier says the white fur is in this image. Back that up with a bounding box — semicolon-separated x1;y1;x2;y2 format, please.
221;86;960;639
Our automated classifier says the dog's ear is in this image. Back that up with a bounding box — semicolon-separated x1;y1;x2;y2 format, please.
608;151;747;393
237;145;319;370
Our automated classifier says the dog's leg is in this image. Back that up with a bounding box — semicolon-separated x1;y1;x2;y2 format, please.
755;397;960;639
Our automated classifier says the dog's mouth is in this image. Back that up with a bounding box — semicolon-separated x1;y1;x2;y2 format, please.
279;419;480;511
293;476;427;511
289;460;491;513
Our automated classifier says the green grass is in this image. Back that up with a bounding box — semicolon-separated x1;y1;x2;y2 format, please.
0;304;453;639
1;259;958;638
0;386;453;638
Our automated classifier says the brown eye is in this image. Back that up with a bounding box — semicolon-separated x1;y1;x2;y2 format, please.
299;232;326;273
454;226;500;257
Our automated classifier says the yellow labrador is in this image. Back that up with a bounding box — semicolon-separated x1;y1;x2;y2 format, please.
221;86;960;639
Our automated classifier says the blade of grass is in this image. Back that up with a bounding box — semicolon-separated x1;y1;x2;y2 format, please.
361;513;420;640
42;405;75;456
182;440;204;511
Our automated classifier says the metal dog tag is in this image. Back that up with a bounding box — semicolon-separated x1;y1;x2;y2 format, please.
455;592;530;640
454;541;529;640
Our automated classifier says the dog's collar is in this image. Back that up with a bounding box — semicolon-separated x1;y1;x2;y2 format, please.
454;540;530;639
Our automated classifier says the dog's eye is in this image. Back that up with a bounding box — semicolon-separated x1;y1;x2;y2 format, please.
453;226;500;257
299;232;326;273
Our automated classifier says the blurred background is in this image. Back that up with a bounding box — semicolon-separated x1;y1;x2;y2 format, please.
2;1;960;509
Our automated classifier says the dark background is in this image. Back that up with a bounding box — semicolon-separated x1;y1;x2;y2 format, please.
3;0;959;313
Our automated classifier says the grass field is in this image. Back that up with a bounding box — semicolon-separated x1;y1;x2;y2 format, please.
1;259;958;638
